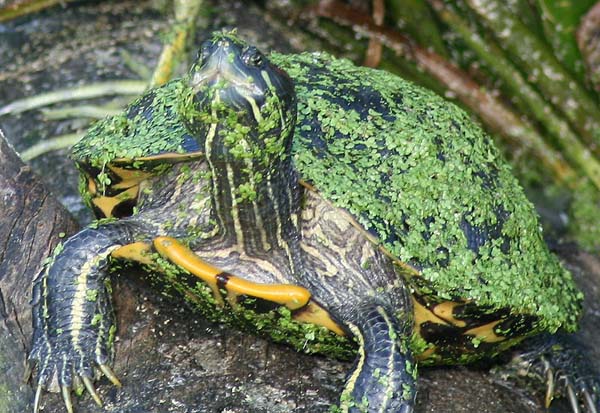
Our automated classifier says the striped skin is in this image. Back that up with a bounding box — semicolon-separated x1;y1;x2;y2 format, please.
30;33;596;413
297;191;416;412
179;34;420;411
29;226;131;410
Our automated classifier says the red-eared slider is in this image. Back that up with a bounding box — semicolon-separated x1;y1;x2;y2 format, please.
30;32;599;412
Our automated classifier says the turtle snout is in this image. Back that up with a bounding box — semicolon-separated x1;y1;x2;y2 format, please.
190;41;237;89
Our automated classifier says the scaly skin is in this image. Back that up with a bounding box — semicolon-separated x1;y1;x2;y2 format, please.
30;225;131;411
29;32;598;413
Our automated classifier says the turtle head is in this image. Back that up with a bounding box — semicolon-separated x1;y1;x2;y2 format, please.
182;32;296;170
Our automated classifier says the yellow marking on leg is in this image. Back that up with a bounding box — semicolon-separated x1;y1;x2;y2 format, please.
111;242;153;265
293;301;345;336
300;243;339;276
464;320;504;343
87;177;97;195
413;297;449;327
195;245;289;284
415;345;437;361
70;246;119;357
154;237;224;305
153;237;311;310
340;323;365;413
432;301;467;328
412;297;447;361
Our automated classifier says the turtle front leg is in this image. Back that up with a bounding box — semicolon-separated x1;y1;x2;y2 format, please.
338;294;416;413
29;224;134;412
298;191;418;412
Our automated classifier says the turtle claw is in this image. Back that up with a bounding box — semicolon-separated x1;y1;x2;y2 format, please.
544;363;599;413
33;384;43;413
573;378;600;413
499;334;600;413
100;363;122;387
545;361;555;407
82;376;103;406
30;363;118;412
565;379;582;413
582;386;598;413
61;385;74;413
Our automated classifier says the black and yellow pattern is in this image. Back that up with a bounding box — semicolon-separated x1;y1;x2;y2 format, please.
29;31;597;413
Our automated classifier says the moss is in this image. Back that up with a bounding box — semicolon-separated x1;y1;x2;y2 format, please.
88;217;117;229
145;256;356;359
72;79;195;194
270;51;582;334
91;314;102;327
86;289;98;302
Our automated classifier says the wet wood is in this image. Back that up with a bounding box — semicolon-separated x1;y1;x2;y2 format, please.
0;129;78;410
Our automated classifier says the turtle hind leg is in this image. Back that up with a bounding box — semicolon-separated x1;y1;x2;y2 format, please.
498;333;599;413
340;299;416;413
153;236;311;310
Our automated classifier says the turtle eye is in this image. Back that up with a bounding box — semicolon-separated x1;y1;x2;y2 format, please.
242;47;264;68
195;43;212;66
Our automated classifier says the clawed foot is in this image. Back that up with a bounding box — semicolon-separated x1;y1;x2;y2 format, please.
498;334;599;413
534;355;598;413
30;352;120;413
29;329;122;413
29;260;121;413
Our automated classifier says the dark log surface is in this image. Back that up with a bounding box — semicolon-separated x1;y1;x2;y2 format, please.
0;2;598;412
0;130;79;412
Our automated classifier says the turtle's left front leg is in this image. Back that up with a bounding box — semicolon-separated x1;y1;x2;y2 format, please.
339;293;416;413
299;194;418;412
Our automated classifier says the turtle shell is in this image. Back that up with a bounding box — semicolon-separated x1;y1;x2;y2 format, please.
71;80;203;166
70;80;203;218
270;52;582;340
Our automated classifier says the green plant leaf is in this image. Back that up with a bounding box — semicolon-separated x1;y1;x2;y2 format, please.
537;0;597;81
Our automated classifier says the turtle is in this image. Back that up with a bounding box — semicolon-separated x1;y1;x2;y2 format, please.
29;31;599;413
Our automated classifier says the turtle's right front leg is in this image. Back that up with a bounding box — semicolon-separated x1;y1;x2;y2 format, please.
29;224;133;413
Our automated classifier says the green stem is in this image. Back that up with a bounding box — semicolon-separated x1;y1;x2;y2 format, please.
20;133;83;161
149;0;204;87
464;0;600;152
386;0;447;57
430;0;600;191
120;50;153;81
0;80;146;116
42;105;122;120
0;0;78;22
309;0;578;187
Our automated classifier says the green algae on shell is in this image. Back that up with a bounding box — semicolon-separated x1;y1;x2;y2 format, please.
71;47;582;340
270;51;582;334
